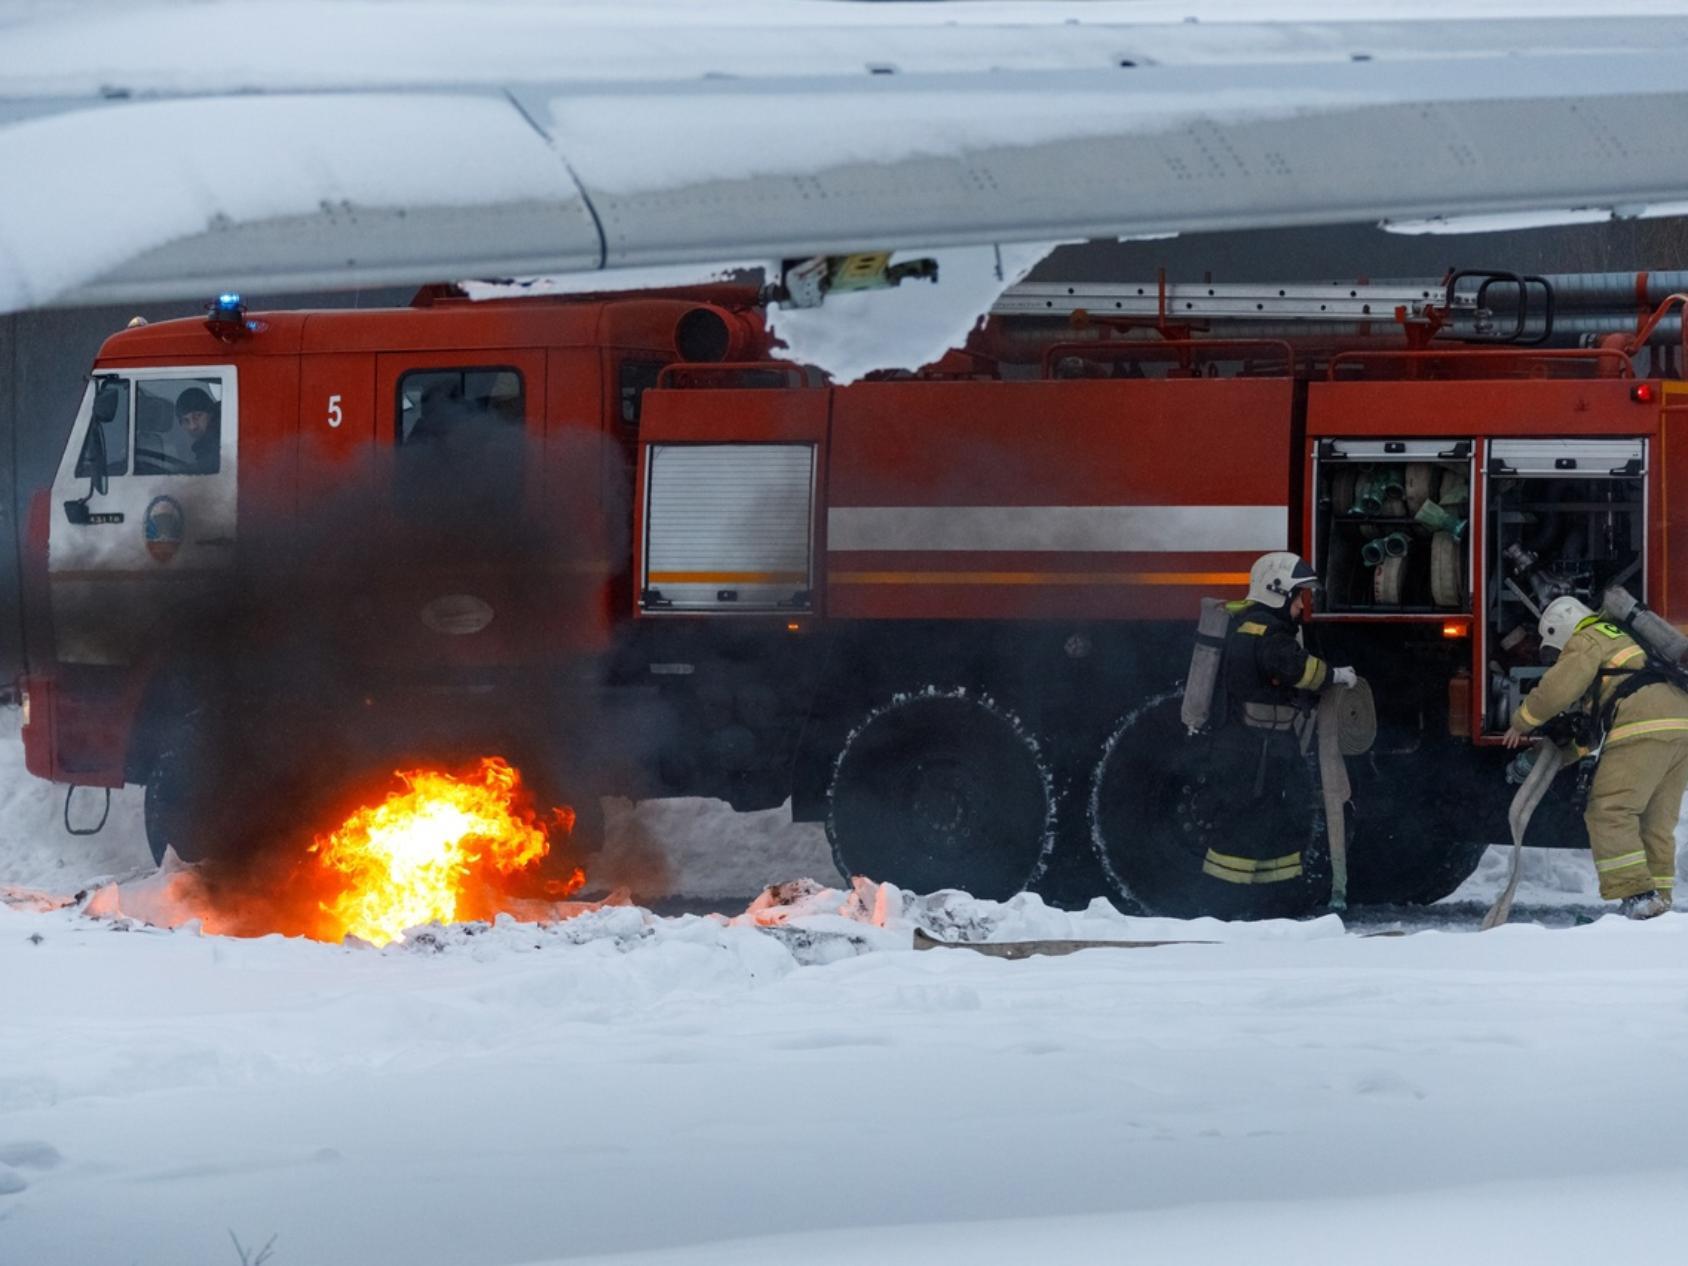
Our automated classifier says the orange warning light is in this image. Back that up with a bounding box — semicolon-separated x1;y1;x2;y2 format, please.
1442;621;1469;639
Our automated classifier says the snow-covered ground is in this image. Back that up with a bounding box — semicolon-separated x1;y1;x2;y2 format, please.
5;711;1687;1265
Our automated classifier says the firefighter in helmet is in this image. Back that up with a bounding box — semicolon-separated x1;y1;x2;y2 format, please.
1504;596;1688;919
1223;551;1357;727
1194;552;1356;893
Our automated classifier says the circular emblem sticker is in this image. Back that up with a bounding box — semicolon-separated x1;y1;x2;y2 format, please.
144;495;185;563
420;593;494;635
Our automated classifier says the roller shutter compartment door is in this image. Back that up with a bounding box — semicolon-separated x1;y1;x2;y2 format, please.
643;443;815;612
1488;438;1645;476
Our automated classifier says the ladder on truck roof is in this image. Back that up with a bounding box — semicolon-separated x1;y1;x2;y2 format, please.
778;256;1588;342
989;273;1688;355
989;269;1567;345
991;279;1470;323
780;257;1683;346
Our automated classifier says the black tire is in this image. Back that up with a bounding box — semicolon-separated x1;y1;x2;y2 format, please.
1089;693;1330;919
826;690;1053;900
1345;812;1489;906
142;700;249;867
1344;748;1501;906
1384;837;1490;906
144;752;204;868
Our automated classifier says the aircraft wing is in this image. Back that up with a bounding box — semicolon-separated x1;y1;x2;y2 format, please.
4;1;1688;312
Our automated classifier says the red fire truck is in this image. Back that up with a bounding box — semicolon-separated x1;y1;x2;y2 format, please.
19;270;1688;916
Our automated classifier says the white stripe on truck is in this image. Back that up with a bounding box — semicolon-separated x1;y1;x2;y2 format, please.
827;505;1287;553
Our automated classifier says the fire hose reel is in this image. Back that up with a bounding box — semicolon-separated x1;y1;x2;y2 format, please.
1331;677;1378;756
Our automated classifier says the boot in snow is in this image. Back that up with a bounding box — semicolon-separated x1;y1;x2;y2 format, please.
1619;890;1669;921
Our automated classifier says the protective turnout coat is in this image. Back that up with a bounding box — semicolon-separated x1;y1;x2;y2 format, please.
1222;599;1330;723
1516;618;1688;748
1205;599;1334;890
1516;615;1688;901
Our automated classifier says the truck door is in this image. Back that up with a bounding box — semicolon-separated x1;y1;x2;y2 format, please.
370;352;545;666
48;366;239;665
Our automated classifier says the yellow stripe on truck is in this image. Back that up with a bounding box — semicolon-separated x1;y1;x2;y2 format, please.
648;571;808;585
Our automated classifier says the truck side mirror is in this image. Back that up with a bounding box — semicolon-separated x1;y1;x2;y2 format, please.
91;388;119;425
91;400;110;498
70;407;110;511
63;499;91;525
86;378;120;498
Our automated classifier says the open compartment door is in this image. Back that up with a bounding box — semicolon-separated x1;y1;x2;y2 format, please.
1660;386;1688;629
1481;436;1647;733
1311;437;1472;614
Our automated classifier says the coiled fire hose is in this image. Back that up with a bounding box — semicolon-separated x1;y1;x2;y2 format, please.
1310;679;1377;910
1481;743;1570;930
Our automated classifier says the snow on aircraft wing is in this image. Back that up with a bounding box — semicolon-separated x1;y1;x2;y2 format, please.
5;1;1688;312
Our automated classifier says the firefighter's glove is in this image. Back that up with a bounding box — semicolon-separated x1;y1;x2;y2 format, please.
1502;721;1531;750
1330;666;1358;689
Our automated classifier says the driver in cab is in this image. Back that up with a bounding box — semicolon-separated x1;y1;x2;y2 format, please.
169;387;219;474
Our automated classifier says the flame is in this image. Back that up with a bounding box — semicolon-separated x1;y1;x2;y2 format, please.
309;757;584;945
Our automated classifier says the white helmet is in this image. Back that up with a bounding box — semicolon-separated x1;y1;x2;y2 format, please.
1247;551;1319;609
1538;595;1595;651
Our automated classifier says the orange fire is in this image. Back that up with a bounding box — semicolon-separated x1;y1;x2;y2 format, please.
309;757;584;945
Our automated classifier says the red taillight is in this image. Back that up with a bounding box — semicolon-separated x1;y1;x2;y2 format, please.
1632;382;1657;403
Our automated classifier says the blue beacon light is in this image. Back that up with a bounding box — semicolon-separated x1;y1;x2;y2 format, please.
205;291;252;340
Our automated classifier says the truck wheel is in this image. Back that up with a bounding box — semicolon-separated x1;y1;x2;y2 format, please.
1344;750;1495;905
1420;846;1489;904
1089;693;1329;919
826;690;1054;900
143;766;197;867
142;706;232;867
142;688;345;868
1346;811;1489;905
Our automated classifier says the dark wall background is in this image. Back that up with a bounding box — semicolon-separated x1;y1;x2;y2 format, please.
3;216;1683;680
1036;216;1688;283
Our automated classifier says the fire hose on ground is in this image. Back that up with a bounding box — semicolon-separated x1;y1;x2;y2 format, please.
1310;678;1377;912
1481;743;1571;930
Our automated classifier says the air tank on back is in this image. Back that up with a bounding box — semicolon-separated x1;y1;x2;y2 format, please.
1602;586;1688;664
1180;597;1231;734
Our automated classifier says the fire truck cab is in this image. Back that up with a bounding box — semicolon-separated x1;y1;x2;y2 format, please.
23;289;751;863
